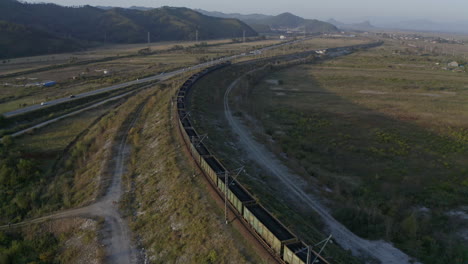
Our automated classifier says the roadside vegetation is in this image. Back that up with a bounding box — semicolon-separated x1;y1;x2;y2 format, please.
237;40;468;263
0;102;115;224
0;218;103;264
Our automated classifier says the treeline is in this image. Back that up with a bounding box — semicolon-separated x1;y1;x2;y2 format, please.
0;231;59;264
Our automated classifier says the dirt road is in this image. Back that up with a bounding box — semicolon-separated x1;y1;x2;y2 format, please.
224;73;419;264
1;106;142;264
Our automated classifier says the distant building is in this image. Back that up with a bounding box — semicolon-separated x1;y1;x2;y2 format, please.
448;61;459;67
280;35;286;40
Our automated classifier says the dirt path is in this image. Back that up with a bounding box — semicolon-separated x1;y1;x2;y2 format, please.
1;106;141;264
224;73;420;264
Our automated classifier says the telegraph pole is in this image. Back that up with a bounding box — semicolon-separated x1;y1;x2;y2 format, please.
147;32;150;45
196;29;199;42
243;30;246;43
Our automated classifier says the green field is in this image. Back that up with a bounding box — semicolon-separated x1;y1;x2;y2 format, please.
241;40;468;263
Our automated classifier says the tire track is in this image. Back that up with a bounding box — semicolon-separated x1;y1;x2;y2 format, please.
224;71;419;264
1;103;144;264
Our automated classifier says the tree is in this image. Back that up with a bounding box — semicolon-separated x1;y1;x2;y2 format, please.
401;213;418;239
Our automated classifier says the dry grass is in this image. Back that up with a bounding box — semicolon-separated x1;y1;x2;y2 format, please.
241;42;468;264
124;81;262;264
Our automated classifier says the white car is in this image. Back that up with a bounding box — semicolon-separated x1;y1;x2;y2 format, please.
40;102;47;106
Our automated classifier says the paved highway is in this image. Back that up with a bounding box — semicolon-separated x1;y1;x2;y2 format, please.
2;37;314;118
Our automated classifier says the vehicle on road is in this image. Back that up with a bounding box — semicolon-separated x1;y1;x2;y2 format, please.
40;102;47;106
69;95;75;98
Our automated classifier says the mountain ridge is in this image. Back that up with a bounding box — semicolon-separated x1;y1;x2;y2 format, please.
0;1;257;58
197;9;338;33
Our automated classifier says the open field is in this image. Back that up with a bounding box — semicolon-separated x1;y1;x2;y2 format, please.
187;38;468;264
189;63;362;263
239;40;468;263
0;39;234;75
0;37;287;114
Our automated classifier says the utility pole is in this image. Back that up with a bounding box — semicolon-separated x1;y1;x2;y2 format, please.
222;167;244;225
306;245;312;264
243;30;246;43
147;32;150;45
311;235;333;264
224;171;228;224
196;29;199;42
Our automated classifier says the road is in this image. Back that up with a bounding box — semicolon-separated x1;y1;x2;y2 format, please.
1;104;143;264
223;70;419;264
2;37;314;118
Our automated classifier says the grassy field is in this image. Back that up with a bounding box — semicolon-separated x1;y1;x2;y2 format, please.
239;40;468;263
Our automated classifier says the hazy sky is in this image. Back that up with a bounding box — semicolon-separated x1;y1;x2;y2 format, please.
25;0;467;23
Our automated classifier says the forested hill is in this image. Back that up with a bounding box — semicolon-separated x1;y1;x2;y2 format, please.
0;20;84;59
0;0;257;59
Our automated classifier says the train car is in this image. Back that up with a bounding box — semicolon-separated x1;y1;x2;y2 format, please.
243;204;296;255
283;241;308;264
180;117;192;128
195;142;210;157
184;128;202;162
283;241;328;264
201;156;225;183
217;176;255;215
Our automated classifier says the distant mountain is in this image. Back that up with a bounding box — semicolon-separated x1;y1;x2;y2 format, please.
252;12;338;33
195;9;270;21
328;18;375;31
0;1;257;58
97;6;156;11
327;18;346;27
197;10;338;34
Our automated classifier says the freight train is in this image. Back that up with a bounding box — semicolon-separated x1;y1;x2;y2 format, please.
175;61;329;264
